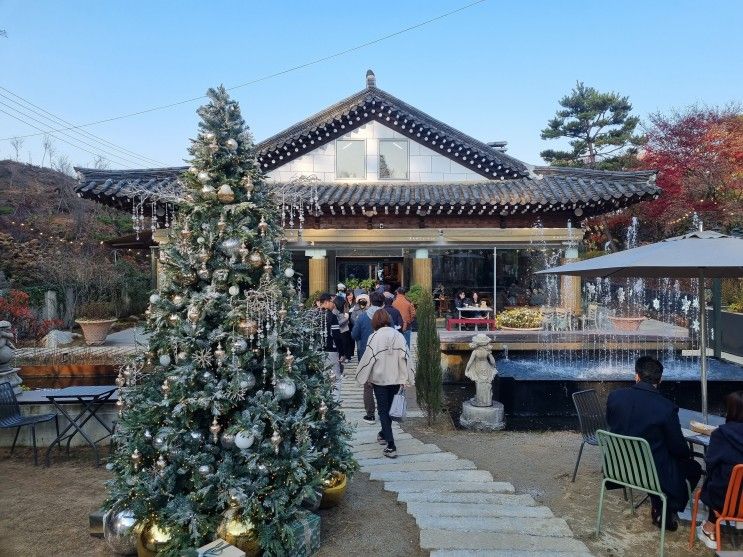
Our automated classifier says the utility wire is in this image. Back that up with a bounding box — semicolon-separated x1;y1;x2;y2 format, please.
0;0;486;142
0;86;166;166
0;99;143;167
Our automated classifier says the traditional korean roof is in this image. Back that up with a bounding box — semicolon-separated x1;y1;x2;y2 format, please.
74;165;658;215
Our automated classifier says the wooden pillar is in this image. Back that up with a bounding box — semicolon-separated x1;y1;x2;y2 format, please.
412;249;432;291
306;250;328;295
560;254;582;314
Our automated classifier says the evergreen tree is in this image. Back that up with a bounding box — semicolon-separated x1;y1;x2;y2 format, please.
540;81;642;168
414;290;443;425
105;87;355;555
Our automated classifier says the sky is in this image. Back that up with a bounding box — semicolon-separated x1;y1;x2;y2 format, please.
0;0;741;170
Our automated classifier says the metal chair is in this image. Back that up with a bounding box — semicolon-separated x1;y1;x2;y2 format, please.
571;389;607;482
596;430;669;557
689;463;743;551
580;303;599;330
0;382;58;465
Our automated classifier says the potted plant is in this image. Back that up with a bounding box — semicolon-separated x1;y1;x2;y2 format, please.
607;307;646;332
76;301;118;345
496;307;543;331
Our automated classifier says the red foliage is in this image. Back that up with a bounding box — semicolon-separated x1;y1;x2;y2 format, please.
0;289;61;340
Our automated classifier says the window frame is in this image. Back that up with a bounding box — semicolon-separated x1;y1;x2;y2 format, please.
378;138;410;181
335;139;366;180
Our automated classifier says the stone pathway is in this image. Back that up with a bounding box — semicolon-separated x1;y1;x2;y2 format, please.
340;359;593;556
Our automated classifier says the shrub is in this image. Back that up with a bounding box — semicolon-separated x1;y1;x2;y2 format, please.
496;307;543;329
0;289;61;339
406;284;425;307
415;289;443;425
76;300;118;320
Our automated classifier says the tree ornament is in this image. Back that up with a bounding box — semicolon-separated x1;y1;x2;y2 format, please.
220;238;241;257
168;313;179;324
271;430;282;454
143;429;153;442
187;305;200;325
180;224;192;239
149;293;161;304
214;342;227;366
225;138;238;151
284;266;295;278
201;184;217;199
257;464;268;475
161;379;170;396
103;508;137;555
238;245;250;263
115;373;126;388
257;216;269;236
190;431;203;443
159;354;171;367
239;319;258;336
204;132;216;141
208;142;219;154
156;454;167;471
234;430;255;450
198;263;210;280
284;348;295;367
218;184;236;204
248;251;263;268
136;519;172;556
319;400;328;419
220;432;236;448
212;268;229;284
197;170;210;183
217;213;227;234
197;247;209;263
241;175;254;195
188;166;198;174
278;306;288;320
210;417;221;443
263;263;273;275
177;351;188;362
216;508;260;557
228;285;240;297
115;398;125;411
172;295;184;307
198;464;212;476
276;378;296;400
238;371;256;391
202;370;213;381
232;338;248;354
153;433;166;451
131;449;141;470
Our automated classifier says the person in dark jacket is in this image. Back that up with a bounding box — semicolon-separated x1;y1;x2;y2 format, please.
383;292;403;333
351;291;385;424
607;356;702;531
318;293;344;402
697;391;743;548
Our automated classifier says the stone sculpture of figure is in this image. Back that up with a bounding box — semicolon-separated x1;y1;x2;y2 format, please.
0;320;16;372
464;333;497;407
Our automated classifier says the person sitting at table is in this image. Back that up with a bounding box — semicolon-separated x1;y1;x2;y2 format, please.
470;292;485;317
607;355;702;532
454;290;471;310
697;390;743;548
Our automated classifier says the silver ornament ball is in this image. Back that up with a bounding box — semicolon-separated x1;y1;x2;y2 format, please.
149;293;160;304
276;378;296;400
232;338;248;354
234;430;255;450
228;285;240;297
158;354;171;367
103;508;137;555
284;267;295;278
238;371;256;391
197;170;210;183
198;464;212;476
225;138;238;151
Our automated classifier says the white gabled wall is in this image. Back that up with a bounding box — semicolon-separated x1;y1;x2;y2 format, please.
266;121;483;183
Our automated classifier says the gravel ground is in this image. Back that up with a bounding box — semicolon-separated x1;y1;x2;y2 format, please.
405;418;712;557
0;447;423;557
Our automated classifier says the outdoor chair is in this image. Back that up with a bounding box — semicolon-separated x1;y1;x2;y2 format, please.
596;429;689;557
580;303;599;330
554;307;571;331
689;464;743;551
0;382;58;465
541;307;555;330
571;389;607;482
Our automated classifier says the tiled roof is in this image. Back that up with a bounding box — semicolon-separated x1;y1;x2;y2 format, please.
74;166;659;213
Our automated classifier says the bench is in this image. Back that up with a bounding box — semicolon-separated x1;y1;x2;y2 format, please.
446;318;496;331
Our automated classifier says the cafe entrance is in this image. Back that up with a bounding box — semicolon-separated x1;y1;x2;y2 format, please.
336;257;404;292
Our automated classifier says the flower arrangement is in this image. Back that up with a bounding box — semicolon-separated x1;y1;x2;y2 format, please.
496;307;543;329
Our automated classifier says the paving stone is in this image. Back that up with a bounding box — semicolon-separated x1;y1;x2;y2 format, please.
397;492;537;506
420;530;591;552
361;459;477;474
430;551;594;557
405;502;553;519
415;516;573;537
371;470;492;482
356;451;456;466
385;481;514;494
353;443;440;458
351;433;411;447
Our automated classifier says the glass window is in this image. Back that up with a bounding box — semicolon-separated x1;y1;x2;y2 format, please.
379;139;409;180
336;140;365;179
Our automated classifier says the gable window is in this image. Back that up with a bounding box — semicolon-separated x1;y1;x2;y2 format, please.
336;140;365;179
379;139;409;180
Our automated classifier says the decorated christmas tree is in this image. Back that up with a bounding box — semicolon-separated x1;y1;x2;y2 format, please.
105;86;355;556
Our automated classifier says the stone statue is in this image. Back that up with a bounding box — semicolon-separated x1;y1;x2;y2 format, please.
464;333;497;407
0;320;22;394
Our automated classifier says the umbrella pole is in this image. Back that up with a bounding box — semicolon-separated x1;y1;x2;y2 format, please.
699;272;708;424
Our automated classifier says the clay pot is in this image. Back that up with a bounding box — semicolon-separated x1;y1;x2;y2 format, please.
76;319;117;346
607;316;646;332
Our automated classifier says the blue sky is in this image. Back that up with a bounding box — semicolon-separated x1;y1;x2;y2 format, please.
1;0;741;169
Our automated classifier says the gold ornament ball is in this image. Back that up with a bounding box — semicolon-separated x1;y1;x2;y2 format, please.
135;519;172;557
248;252;263;268
217;183;236;204
216;509;260;557
209;417;222;443
239;319;258;336
320;472;348;509
278;306;288;320
186;305;200;323
257;216;269;236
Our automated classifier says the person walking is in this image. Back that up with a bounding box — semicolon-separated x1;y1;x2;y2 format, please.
318;293;344;402
392;287;416;347
383;292;404;333
351;291;385;424
355;310;414;458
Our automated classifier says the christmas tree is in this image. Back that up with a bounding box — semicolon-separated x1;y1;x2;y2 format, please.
105;86;356;556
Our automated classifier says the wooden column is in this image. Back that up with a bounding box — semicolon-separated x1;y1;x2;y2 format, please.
307;250;328;295
412;249;432;291
560;255;582;314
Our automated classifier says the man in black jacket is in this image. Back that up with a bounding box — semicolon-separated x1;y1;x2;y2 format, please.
319;292;344;402
607;355;702;531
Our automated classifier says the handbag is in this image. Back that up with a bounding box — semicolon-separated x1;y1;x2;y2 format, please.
389;386;407;421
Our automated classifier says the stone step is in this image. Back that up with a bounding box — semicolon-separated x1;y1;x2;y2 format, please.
371;470;493;482
354;443;439;458
361;459;477;474
351;433;411;448
406;502;553;519
356;451;457;466
415;516;573;537
398;492;537;507
385;481;514;494
420;530;590;552
430;551;594;557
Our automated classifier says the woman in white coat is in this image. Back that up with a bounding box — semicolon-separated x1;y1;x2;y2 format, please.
355;309;414;458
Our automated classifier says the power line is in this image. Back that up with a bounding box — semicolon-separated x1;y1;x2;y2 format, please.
0;0;486;143
0;99;144;167
0;86;166;166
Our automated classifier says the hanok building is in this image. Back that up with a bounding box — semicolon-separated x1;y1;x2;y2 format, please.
76;71;659;310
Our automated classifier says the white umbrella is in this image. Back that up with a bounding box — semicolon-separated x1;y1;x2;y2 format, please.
537;230;743;422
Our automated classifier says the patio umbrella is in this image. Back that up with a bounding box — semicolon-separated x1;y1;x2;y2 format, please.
537;229;743;422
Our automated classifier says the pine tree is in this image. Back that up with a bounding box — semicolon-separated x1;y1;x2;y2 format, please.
105;87;355;555
414;290;443;425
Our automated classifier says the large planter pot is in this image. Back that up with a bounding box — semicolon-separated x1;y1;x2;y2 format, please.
607;316;645;332
319;472;347;509
76;319;116;345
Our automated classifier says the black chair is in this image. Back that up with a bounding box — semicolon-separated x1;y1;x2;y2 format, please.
0;382;58;465
571;389;607;482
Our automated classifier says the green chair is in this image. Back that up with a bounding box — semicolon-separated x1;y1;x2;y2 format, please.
596;429;669;557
